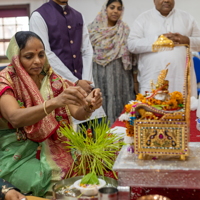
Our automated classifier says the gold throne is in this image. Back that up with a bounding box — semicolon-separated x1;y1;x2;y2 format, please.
134;35;191;161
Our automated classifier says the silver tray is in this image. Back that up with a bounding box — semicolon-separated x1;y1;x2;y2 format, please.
113;143;200;189
52;176;118;200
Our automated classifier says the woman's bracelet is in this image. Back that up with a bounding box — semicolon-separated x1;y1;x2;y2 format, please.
84;105;95;113
43;101;49;115
75;80;79;86
2;187;15;196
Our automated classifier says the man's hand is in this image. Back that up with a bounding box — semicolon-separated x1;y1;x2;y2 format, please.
76;80;93;94
163;32;190;45
5;189;26;200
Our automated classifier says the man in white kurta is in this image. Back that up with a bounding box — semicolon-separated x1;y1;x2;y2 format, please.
128;0;200;98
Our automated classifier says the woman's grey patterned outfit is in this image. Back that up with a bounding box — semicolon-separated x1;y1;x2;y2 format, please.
93;58;135;126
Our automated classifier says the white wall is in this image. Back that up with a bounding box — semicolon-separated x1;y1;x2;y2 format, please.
69;0;200;27
0;0;200;27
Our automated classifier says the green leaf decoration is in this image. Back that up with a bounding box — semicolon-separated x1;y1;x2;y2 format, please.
56;115;62;121
178;104;184;108
52;79;55;82
60;117;125;179
152;105;163;110
18;100;23;107
81;172;99;185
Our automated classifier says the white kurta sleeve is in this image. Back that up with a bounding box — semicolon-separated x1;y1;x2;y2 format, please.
29;12;78;83
127;19;159;54
189;18;200;52
81;15;94;86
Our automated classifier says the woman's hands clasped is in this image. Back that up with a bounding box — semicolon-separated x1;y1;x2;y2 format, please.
54;86;103;112
85;88;103;112
55;86;88;107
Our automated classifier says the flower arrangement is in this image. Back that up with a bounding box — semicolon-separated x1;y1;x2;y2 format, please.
119;102;139;144
125;121;134;137
119;91;184;141
60;117;125;179
136;91;183;111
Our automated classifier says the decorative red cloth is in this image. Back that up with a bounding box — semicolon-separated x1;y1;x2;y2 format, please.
110;110;200;200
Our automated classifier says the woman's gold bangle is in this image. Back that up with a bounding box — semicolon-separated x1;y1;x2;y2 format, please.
43;101;49;115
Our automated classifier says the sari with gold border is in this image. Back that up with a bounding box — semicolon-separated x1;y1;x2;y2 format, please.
0;35;74;196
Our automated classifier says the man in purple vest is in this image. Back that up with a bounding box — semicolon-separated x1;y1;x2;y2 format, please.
30;0;105;126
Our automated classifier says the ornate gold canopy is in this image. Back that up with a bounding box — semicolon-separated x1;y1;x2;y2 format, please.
152;35;174;52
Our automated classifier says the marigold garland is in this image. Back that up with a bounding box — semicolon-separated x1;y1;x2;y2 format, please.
125;121;134;137
124;91;184;138
125;104;133;113
136;91;183;110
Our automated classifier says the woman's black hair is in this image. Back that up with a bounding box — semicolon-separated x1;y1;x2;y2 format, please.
106;0;123;7
15;31;45;51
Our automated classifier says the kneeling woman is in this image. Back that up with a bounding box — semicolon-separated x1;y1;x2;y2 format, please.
0;31;103;196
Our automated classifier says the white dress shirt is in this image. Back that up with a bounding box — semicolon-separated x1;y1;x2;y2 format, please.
128;8;200;97
30;10;106;124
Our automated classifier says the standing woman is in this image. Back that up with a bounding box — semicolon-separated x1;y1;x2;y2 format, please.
88;0;135;126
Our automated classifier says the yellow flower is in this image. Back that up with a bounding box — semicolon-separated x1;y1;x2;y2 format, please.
166;99;178;109
136;93;145;101
125;104;133;113
163;105;169;110
141;99;147;104
155;100;162;105
170;91;183;104
125;121;134;137
147;98;154;106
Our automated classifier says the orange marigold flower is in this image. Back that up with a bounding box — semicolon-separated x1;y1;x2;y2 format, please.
136;93;145;101
163;105;169;110
125;104;133;113
155;100;162;105
166;99;178;109
162;101;167;105
125;121;134;137
147;98;154;106
141;99;147;104
170;91;183;104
